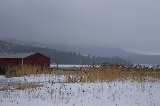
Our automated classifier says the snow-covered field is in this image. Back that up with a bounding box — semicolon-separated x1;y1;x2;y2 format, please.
0;75;160;106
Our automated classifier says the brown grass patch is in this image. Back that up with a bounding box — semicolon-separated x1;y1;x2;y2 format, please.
4;65;160;83
5;65;51;77
51;66;160;83
0;82;41;91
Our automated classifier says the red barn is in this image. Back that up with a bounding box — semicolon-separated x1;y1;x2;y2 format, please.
0;53;50;67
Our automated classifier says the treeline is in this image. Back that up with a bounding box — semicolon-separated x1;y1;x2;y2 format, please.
0;40;132;65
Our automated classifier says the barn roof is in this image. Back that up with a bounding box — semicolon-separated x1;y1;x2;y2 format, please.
0;53;36;58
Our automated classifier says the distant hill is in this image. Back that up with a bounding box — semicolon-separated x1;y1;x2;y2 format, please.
2;38;136;57
2;38;160;65
125;54;160;65
0;40;131;65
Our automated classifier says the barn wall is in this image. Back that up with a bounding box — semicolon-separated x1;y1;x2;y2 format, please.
24;53;50;67
0;58;22;66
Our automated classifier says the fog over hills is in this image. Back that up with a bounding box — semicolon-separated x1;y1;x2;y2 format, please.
1;0;160;56
2;38;160;65
2;38;136;57
0;39;131;65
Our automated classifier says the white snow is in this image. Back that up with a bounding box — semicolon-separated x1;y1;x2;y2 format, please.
50;64;89;68
0;75;160;106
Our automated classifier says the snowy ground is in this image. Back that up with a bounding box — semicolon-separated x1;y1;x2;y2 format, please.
0;75;160;106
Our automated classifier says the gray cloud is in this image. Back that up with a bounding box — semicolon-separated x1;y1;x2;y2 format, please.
0;0;160;54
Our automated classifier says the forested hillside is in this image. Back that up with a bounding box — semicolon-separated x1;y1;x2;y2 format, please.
0;40;131;65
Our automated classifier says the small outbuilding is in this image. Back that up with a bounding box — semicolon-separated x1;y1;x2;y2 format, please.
0;53;50;67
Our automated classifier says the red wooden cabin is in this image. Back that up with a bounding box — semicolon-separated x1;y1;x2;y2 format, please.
0;53;50;67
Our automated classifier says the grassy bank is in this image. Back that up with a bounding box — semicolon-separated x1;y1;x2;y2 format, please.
4;65;160;83
51;65;160;83
5;65;51;77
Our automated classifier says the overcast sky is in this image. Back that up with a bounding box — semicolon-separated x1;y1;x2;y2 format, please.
0;0;160;55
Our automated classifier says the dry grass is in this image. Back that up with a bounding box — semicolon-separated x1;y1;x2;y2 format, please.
5;65;51;77
0;82;41;91
5;65;160;83
51;65;160;83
